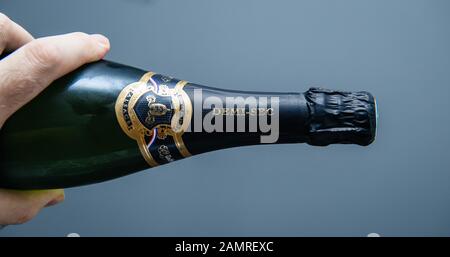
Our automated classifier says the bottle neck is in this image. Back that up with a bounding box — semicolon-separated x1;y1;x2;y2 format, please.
181;83;309;155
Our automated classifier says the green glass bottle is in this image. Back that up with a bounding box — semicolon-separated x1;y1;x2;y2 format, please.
0;60;377;189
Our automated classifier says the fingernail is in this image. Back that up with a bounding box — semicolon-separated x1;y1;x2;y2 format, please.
90;34;110;49
45;192;65;207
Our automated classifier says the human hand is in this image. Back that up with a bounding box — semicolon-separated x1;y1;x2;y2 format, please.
0;13;110;225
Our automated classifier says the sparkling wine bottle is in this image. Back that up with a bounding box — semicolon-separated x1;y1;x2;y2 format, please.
0;60;377;189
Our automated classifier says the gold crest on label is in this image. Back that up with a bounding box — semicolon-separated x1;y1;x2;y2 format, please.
114;72;192;167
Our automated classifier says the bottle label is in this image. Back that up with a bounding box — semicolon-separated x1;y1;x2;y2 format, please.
115;72;192;167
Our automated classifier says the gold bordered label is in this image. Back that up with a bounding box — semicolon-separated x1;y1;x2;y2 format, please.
115;72;192;167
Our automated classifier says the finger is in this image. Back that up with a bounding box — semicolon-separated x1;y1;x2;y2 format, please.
0;189;64;225
0;13;34;54
0;32;110;126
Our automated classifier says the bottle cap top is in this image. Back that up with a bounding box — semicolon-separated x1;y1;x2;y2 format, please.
305;87;377;146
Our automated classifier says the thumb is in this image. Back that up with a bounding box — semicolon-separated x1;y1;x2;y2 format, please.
0;32;110;127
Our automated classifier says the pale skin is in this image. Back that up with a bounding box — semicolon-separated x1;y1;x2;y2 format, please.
0;13;110;225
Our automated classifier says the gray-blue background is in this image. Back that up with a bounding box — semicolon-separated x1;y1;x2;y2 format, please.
1;0;450;236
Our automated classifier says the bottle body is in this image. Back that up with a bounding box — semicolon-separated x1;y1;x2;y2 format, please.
0;60;376;189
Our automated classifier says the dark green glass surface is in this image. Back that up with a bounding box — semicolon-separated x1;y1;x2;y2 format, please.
0;61;150;189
